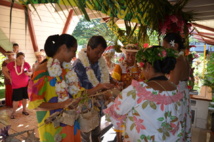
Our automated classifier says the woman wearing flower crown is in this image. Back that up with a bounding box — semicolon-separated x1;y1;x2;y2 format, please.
104;46;184;142
2;51;15;107
103;46;115;74
111;44;144;89
163;33;191;141
28;34;82;142
32;51;45;72
4;52;32;119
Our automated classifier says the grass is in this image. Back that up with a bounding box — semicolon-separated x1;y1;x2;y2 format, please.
0;85;5;99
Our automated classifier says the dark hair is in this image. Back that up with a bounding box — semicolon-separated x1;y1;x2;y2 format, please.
16;52;25;58
87;36;107;49
44;34;77;57
13;43;19;47
152;57;176;74
163;33;184;51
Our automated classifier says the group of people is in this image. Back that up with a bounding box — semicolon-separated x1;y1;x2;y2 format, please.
2;32;191;142
2;44;45;119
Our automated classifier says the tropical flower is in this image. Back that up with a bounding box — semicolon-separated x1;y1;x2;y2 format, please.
137;62;145;68
162;50;167;57
62;62;72;69
133;116;146;133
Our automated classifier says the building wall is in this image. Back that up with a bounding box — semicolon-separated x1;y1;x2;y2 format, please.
0;5;35;65
0;4;79;66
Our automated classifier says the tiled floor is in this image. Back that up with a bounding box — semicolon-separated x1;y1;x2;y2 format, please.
0;105;214;142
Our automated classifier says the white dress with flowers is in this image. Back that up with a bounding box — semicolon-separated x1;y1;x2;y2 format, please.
104;80;184;142
177;81;191;141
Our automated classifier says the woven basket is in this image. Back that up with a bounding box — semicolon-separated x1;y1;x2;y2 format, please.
78;108;100;132
60;110;79;126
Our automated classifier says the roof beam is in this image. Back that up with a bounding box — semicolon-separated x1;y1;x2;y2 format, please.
192;23;214;32
0;46;6;55
0;0;25;10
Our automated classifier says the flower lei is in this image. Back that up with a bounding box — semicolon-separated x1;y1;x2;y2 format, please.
47;58;80;102
136;46;177;68
14;61;24;75
78;48;110;87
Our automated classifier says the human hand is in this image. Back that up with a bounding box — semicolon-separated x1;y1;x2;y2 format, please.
25;71;32;76
97;83;114;90
116;82;123;90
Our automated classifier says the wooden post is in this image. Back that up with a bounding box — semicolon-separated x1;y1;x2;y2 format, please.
27;9;38;52
62;10;73;34
202;44;206;78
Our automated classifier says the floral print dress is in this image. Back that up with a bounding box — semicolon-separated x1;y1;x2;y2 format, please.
111;62;144;88
104;80;184;142
177;81;191;141
28;70;81;142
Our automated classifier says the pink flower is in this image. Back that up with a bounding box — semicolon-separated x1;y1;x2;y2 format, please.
162;50;167;57
114;97;121;110
137;62;144;68
133;116;146;133
170;15;178;23
143;43;149;48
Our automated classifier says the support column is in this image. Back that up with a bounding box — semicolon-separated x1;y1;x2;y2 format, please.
27;9;38;52
62;10;73;34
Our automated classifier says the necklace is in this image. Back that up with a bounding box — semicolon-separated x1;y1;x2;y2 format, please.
14;61;24;75
78;48;109;87
148;75;168;82
47;57;80;102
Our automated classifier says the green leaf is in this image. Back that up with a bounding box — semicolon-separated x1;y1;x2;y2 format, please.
54;127;62;135
157;128;163;133
165;131;170;137
36;111;47;123
164;112;168;119
170;116;178;122
147;136;151;140
44;132;55;142
130;123;135;130
61;133;66;138
149;101;157;109
127;90;136;99
142;101;148;109
161;122;167;127
137;139;141;142
157;117;164;121
129;116;134;121
162;134;166;140
140;134;146;140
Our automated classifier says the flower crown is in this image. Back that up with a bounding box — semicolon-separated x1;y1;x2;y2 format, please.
121;44;140;52
136;46;177;67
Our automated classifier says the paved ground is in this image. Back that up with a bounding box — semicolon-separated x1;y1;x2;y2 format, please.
0;105;214;142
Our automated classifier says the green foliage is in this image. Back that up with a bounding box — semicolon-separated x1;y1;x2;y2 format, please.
203;53;214;91
136;46;177;64
72;18;116;46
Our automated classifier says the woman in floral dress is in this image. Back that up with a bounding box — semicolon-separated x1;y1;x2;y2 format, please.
104;46;184;142
163;33;191;141
28;34;81;142
111;44;144;89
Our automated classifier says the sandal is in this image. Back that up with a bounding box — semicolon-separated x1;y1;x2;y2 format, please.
22;111;29;116
10;114;15;119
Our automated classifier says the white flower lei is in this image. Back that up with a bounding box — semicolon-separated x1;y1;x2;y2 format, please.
47;58;80;102
14;61;24;75
177;51;184;56
78;48;110;87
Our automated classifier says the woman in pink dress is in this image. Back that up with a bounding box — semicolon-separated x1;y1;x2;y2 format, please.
4;52;32;119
